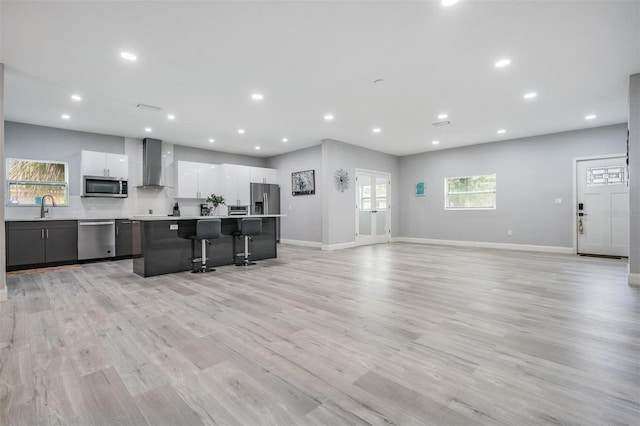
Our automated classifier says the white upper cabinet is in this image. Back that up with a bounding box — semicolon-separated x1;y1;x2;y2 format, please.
175;161;220;199
220;164;251;206
249;166;278;184
198;163;220;198
81;150;128;179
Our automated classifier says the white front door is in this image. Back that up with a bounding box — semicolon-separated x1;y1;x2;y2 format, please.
577;157;628;256
355;170;390;245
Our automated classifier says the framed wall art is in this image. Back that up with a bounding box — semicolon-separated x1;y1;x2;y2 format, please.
292;169;315;195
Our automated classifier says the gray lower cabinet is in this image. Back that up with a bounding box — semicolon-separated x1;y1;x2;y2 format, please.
7;221;78;267
115;219;133;257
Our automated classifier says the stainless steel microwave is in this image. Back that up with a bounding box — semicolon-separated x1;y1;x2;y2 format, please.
82;176;128;198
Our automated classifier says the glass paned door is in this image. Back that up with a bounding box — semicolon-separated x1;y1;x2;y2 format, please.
356;170;390;245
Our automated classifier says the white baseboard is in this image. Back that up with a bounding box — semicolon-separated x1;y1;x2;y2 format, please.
629;273;640;286
0;287;7;302
321;241;359;251
394;237;574;254
280;239;322;248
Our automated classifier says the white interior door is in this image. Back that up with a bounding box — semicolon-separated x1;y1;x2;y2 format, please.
356;170;390;245
577;157;628;256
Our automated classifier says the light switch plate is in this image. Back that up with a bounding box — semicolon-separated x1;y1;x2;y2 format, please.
170;224;179;231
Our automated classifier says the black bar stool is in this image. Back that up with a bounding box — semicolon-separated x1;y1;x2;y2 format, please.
235;218;262;266
191;219;221;273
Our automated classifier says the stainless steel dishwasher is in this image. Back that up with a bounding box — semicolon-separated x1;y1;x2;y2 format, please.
77;220;116;260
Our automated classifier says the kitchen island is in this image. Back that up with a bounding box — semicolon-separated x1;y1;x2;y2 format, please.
131;215;284;277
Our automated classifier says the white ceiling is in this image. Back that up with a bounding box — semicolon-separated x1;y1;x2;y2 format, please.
1;1;639;157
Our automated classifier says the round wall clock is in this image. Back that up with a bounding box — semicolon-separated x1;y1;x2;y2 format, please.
334;168;350;192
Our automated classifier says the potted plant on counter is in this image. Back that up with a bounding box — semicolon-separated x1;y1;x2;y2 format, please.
206;193;226;215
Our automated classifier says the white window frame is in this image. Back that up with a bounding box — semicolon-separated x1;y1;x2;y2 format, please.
444;173;496;210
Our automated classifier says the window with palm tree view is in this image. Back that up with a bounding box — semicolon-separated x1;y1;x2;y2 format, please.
6;158;69;206
445;174;496;210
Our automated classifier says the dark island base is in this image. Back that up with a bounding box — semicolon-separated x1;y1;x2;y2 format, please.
132;217;277;277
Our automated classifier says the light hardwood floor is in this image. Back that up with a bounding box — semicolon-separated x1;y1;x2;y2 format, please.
0;243;638;425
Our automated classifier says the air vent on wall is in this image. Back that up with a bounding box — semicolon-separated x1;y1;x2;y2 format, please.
432;121;451;127
137;103;162;111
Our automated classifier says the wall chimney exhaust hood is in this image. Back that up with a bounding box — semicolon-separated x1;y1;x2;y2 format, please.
137;138;170;189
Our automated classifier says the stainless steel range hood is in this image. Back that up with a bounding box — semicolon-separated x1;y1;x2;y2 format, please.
137;138;169;189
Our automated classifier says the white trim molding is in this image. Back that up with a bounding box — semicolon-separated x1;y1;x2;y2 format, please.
321;241;359;251
0;287;7;302
280;239;322;249
629;273;640;287
394;237;574;254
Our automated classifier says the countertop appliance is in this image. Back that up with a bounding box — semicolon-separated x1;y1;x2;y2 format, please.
82;176;128;198
228;205;249;216
77;220;116;260
250;183;280;240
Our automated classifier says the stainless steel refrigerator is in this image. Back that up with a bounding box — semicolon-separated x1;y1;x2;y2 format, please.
250;183;280;241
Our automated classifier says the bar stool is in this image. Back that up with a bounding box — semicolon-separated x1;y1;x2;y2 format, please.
191;219;221;273
235;218;262;266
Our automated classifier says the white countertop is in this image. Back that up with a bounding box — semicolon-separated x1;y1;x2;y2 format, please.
130;214;286;221
6;214;286;222
6;217;121;222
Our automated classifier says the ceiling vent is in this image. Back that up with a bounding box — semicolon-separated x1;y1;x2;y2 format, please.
136;103;162;112
432;121;451;127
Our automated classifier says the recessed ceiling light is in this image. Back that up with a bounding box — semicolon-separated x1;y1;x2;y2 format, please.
255;146;261;150
585;114;597;120
238;129;245;134
251;93;264;101
497;129;506;134
120;51;137;61
441;0;459;6
432;140;440;145
61;114;70;120
523;92;537;99
324;114;334;121
372;128;382;133
167;114;175;120
282;138;288;143
437;113;448;119
209;138;215;143
71;94;82;102
144;127;152;132
494;58;511;68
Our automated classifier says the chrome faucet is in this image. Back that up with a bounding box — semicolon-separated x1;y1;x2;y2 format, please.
40;195;56;218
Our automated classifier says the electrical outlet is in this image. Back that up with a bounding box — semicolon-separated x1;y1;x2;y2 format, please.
554;198;562;204
507;229;513;236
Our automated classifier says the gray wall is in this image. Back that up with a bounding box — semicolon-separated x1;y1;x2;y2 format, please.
399;124;627;248
5;121;125;196
629;74;640;276
267;145;322;243
322;139;401;245
174;144;267;167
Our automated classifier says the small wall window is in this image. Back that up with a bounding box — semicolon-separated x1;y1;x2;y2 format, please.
445;174;496;210
587;166;625;186
6;158;69;206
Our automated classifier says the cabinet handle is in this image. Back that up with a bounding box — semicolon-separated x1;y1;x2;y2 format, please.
41;229;44;239
120;221;131;224
116;226;119;236
45;229;49;239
